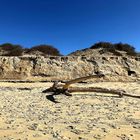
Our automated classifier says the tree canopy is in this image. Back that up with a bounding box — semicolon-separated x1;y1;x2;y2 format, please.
90;42;137;56
0;43;61;56
28;44;61;56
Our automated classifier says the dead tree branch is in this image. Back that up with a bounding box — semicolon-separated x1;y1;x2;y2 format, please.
42;74;140;103
68;87;125;97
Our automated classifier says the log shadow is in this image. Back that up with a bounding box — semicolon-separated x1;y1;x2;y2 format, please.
46;94;60;103
43;92;121;103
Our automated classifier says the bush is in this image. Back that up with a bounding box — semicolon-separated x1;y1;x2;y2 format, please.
114;43;136;56
104;47;122;56
7;46;23;56
29;44;61;56
0;43;15;51
90;42;113;49
90;42;137;56
0;43;61;56
0;43;23;56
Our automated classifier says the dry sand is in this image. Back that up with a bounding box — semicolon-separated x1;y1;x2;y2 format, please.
0;81;140;140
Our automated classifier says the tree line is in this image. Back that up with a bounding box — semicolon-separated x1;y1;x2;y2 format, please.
0;42;139;56
0;43;61;56
90;42;137;56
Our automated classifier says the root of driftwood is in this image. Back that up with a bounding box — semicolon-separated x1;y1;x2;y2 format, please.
43;73;105;94
42;74;140;103
43;82;140;100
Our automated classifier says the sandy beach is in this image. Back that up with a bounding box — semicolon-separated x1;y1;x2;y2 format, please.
0;82;140;140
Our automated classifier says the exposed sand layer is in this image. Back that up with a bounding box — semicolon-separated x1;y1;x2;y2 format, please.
0;82;140;140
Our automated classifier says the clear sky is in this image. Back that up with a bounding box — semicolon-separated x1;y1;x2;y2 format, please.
0;0;140;55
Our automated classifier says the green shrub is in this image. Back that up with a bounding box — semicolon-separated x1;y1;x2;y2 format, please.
90;42;137;56
90;42;113;49
0;43;14;51
0;43;23;56
29;44;61;56
114;43;136;56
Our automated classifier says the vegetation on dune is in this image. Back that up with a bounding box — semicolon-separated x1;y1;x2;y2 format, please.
0;43;23;56
27;44;61;56
90;42;137;56
0;42;139;56
0;43;61;56
114;43;136;56
90;42;113;49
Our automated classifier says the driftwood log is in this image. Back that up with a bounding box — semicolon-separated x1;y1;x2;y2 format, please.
42;74;140;103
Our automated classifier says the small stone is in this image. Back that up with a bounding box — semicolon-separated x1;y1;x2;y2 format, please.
68;125;74;129
28;123;38;130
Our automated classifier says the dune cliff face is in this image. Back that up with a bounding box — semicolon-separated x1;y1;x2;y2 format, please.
0;56;140;81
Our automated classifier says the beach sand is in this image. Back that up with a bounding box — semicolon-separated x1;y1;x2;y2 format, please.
0;82;140;140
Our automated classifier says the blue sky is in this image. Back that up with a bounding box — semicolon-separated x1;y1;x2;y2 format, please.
0;0;140;55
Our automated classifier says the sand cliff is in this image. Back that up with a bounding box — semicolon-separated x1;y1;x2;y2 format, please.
0;56;140;81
